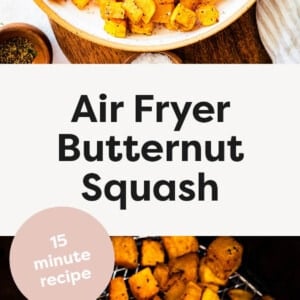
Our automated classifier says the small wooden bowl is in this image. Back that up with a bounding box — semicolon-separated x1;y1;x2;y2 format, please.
124;51;182;64
0;23;53;64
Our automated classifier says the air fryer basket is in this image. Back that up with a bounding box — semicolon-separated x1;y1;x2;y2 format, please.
98;236;266;300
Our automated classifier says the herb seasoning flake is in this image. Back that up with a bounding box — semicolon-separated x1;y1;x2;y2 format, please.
0;36;37;64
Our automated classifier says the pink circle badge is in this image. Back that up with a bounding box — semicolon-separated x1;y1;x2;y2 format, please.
9;207;114;300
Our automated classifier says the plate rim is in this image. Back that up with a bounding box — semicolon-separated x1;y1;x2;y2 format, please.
34;0;256;52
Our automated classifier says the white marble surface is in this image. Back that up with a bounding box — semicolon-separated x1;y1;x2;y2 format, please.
0;0;70;63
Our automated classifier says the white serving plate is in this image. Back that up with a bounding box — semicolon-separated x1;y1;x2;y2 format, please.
34;0;256;51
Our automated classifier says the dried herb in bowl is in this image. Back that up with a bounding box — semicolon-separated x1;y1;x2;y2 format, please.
0;36;38;64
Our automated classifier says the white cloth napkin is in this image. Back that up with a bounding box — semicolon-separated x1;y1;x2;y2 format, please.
0;0;70;63
256;0;300;63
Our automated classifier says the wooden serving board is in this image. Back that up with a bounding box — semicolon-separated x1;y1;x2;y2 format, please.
50;3;271;64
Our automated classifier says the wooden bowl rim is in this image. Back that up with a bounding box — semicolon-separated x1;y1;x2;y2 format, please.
0;22;53;64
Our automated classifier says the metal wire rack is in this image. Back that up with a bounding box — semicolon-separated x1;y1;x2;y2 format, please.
98;237;263;300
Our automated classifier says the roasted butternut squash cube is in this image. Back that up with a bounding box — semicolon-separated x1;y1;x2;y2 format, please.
201;287;220;300
104;19;127;38
129;21;154;35
98;0;111;19
198;258;227;286
111;236;138;268
128;267;159;299
122;0;144;24
109;277;129;300
164;272;182;291
152;0;174;23
103;2;125;19
199;282;219;293
162;236;199;259
165;19;178;30
135;0;156;24
227;289;254;300
168;252;199;283
196;4;219;26
180;0;199;10
153;263;170;290
180;281;203;300
141;240;165;266
170;3;197;31
205;237;243;280
72;0;90;9
164;279;186;300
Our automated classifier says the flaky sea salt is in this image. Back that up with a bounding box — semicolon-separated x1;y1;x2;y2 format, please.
130;52;173;64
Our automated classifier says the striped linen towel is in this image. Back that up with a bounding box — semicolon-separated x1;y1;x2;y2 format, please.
256;0;300;63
